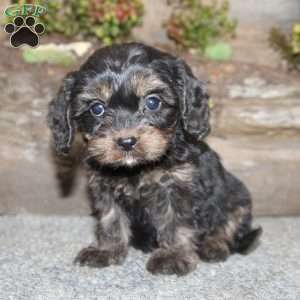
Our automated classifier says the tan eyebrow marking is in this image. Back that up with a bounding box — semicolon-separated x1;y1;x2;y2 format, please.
130;72;167;97
80;81;113;103
98;82;113;101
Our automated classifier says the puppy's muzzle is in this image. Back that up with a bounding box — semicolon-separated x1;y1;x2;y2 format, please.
117;136;137;151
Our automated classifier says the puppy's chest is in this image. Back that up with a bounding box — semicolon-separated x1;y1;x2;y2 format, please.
94;163;196;206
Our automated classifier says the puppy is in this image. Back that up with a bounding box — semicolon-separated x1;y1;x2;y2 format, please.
48;43;261;276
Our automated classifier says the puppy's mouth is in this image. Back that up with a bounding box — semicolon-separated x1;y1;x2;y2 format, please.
86;126;170;167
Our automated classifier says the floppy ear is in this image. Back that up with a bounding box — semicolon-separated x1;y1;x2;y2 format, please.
47;72;77;155
176;60;210;141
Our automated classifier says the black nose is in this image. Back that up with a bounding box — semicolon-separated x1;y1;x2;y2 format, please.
117;136;137;151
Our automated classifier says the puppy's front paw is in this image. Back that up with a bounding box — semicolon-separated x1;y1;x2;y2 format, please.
199;240;230;262
74;246;127;268
146;248;198;276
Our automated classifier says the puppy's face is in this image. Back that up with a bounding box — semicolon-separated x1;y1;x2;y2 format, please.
48;43;210;168
75;67;178;167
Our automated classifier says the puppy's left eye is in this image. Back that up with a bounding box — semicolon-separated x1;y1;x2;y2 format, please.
145;96;161;111
90;102;105;116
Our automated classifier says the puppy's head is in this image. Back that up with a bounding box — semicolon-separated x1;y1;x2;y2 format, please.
48;43;210;167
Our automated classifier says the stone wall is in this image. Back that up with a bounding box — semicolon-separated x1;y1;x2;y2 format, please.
229;0;300;30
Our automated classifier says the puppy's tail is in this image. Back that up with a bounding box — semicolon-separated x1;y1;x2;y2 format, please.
233;226;263;255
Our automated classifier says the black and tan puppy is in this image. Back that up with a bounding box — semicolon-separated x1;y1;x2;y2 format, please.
48;43;261;276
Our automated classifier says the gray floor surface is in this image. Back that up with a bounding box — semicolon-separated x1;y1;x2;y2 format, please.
0;216;299;300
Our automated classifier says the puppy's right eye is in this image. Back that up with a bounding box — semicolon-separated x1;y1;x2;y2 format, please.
90;102;105;117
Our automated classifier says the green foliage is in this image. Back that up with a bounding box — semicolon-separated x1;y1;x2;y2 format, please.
9;0;144;45
166;0;237;53
22;46;76;67
204;42;232;61
292;24;300;54
269;24;300;71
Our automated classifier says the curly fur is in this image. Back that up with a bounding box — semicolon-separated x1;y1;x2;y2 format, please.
48;43;262;276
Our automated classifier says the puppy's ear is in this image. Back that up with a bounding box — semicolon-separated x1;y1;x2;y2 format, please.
176;60;210;141
47;72;77;155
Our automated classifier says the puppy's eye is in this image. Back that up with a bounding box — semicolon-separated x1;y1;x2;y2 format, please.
145;96;161;111
90;102;105;116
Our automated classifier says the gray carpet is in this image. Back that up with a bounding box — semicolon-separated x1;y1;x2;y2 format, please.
0;216;299;300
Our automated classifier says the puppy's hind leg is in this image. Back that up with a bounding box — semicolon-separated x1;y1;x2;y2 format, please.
197;207;262;261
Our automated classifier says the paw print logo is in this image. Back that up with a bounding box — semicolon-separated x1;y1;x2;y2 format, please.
4;16;45;48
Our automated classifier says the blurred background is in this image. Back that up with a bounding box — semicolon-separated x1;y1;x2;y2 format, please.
1;0;300;217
